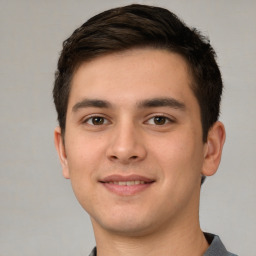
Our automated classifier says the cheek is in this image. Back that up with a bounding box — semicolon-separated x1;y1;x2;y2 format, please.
151;132;204;208
65;134;106;194
151;130;204;180
66;132;105;167
64;138;101;210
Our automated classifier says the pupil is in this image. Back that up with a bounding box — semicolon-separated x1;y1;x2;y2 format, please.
154;116;166;125
92;117;104;125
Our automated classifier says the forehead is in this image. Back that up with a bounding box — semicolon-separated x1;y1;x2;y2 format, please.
68;48;196;109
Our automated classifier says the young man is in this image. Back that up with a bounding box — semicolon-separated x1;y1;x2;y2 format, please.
53;4;237;256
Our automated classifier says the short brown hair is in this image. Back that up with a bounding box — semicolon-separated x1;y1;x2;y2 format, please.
53;4;223;142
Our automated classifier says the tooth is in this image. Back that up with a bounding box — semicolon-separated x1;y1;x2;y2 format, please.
110;180;148;186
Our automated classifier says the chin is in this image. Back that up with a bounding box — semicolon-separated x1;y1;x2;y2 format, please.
104;223;153;237
91;212;156;237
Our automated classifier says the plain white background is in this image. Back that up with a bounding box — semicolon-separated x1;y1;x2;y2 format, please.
1;0;255;255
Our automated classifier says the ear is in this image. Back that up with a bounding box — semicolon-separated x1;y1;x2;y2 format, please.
202;121;226;177
54;127;70;179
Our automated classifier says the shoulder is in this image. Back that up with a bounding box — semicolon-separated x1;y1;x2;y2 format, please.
88;247;97;256
204;233;238;256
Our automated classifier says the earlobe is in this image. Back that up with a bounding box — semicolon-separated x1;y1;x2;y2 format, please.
54;127;70;179
202;121;226;177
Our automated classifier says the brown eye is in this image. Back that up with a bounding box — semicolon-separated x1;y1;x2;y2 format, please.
153;116;167;125
85;116;107;125
91;117;105;125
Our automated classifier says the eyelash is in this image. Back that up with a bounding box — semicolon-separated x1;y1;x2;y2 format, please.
82;114;174;126
82;116;109;126
145;115;174;126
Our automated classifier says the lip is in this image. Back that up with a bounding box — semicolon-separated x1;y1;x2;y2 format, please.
99;174;155;196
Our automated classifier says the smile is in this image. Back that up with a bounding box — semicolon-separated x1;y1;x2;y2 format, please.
100;175;155;196
104;180;148;186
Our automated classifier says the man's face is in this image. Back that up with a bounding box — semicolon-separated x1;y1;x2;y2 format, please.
57;48;208;236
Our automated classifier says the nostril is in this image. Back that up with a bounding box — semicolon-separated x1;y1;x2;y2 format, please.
130;156;138;160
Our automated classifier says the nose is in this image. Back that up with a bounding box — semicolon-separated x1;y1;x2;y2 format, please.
106;122;147;164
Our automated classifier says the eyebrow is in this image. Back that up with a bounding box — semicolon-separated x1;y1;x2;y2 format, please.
137;97;186;110
72;99;111;112
72;97;186;112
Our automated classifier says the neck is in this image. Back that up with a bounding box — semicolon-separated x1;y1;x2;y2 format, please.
92;214;209;256
92;186;208;256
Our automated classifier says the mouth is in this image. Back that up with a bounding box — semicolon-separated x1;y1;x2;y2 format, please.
99;175;155;196
103;180;149;186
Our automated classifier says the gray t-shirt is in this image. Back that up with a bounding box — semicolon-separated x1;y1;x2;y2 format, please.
88;233;237;256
